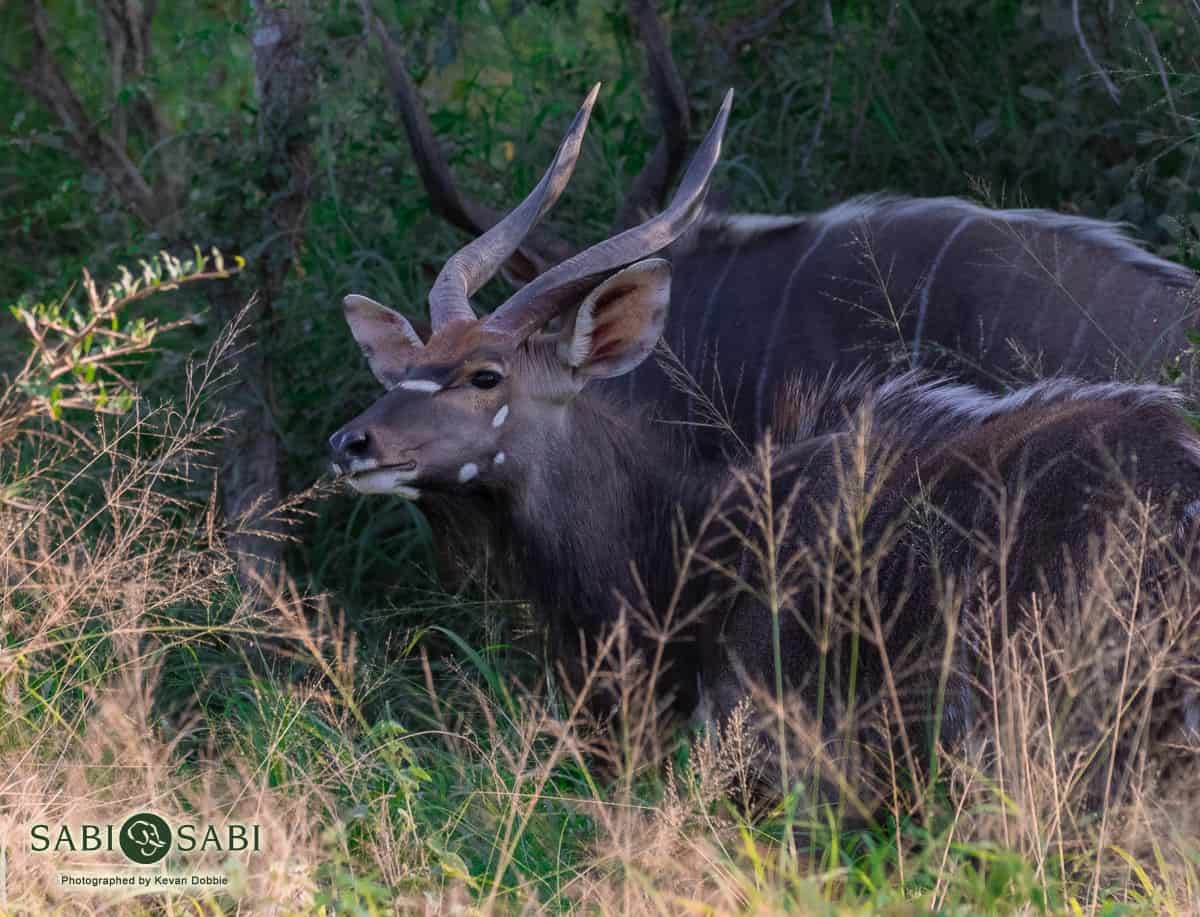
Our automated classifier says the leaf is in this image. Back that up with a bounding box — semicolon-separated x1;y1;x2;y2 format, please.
80;172;106;195
1156;214;1183;239
973;118;998;142
437;850;476;886
1019;85;1054;103
1109;845;1157;899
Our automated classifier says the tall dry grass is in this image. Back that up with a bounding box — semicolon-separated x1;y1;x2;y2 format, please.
1;310;321;910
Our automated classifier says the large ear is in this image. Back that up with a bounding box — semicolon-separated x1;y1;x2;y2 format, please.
558;259;671;379
343;294;424;388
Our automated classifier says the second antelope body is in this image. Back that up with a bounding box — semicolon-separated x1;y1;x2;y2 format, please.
329;88;1200;814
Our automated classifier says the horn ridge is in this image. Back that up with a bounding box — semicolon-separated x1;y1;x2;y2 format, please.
427;83;601;329
484;88;733;341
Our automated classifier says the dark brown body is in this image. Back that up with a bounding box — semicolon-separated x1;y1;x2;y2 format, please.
703;377;1200;812
372;16;1197;458
438;199;1199;592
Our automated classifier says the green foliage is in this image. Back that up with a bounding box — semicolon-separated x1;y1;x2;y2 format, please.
7;248;241;426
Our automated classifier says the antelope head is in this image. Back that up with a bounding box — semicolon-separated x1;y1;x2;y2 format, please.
328;86;731;500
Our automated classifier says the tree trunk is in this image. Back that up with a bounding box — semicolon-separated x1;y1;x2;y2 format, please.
12;0;316;592
209;281;286;589
225;0;315;590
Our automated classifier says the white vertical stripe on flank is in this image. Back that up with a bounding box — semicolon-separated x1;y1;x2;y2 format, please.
400;379;442;393
694;247;742;357
689;243;744;431
754;220;840;432
986;227;1027;357
1065;247;1118;365
913;214;975;364
1127;278;1168;374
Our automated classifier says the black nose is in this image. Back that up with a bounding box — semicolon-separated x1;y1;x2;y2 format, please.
329;428;370;466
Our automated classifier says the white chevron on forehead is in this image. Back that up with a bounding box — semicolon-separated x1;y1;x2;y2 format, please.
400;379;443;393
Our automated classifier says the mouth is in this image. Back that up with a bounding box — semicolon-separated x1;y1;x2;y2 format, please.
332;458;421;499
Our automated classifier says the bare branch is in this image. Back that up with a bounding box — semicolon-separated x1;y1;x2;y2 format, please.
14;0;171;230
369;9;494;240
223;0;321;588
1072;0;1121;105
799;0;836;176
252;0;314;270
364;2;572;283
614;0;692;231
94;0;170;150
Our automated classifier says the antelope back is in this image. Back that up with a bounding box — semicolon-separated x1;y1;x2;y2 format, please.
624;197;1197;457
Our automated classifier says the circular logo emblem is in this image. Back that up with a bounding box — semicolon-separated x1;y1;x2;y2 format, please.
118;812;172;865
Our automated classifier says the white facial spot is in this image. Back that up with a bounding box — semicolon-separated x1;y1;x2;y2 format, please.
492;404;509;428
348;457;379;474
331;462;344;476
494;452;506;465
399;379;442;393
457;462;479;483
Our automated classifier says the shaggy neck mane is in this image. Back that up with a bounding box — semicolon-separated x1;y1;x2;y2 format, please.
474;392;720;711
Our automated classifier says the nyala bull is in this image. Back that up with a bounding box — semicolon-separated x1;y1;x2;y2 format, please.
330;87;1200;816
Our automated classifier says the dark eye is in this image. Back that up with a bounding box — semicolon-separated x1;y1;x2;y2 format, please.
470;370;502;390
